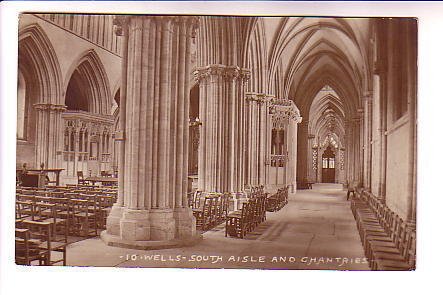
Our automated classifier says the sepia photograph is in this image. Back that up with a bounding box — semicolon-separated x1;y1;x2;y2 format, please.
2;1;443;295
13;12;417;270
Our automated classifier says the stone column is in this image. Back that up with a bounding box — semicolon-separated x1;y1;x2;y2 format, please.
34;103;66;169
296;120;309;184
73;126;79;175
102;16;200;249
194;65;250;193
354;117;362;183
245;93;268;187
363;93;373;190
344;120;352;184
258;95;269;185
357;109;364;184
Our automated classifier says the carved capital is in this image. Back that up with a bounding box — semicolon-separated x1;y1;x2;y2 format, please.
193;64;250;83
269;97;302;124
245;92;269;105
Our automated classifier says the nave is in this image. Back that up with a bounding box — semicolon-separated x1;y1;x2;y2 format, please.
64;184;369;270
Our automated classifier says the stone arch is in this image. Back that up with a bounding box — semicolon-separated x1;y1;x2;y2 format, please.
18;24;64;167
18;24;63;105
245;18;267;94
197;16;257;67
64;49;111;114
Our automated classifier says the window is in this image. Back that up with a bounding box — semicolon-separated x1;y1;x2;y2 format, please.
271;128;285;155
70;132;75;151
17;71;27;139
64;130;69;151
84;130;88;152
79;131;83;152
322;158;328;169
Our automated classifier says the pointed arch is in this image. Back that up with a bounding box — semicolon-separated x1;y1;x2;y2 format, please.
18;23;63;105
245;18;268;93
64;49;111;114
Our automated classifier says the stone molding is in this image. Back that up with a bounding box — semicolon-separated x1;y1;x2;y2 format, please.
193;64;251;83
33;103;66;112
245;92;270;105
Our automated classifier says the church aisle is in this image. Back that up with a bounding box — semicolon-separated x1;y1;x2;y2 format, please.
66;184;369;270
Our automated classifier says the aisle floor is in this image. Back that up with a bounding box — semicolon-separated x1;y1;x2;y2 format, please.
65;183;369;270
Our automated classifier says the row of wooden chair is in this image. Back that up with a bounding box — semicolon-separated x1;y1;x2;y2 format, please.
16;220;67;266
16;186;117;236
191;192;230;231
15;185;118;266
351;189;416;270
225;191;267;238
265;186;289;212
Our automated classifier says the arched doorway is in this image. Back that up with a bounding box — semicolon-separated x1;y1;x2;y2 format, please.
321;145;336;183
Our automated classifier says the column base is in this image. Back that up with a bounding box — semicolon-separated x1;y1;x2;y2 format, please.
106;204;124;236
173;207;197;238
100;230;202;250
102;207;201;250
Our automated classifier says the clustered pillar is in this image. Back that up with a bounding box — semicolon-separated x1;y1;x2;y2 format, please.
34;103;66;168
102;16;200;249
245;93;268;186
194;65;251;194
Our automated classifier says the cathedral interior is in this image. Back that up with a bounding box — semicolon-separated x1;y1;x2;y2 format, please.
12;13;418;273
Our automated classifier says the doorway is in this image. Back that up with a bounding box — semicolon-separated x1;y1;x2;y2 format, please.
321;145;336;183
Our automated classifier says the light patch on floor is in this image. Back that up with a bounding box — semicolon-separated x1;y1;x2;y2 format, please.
64;183;369;270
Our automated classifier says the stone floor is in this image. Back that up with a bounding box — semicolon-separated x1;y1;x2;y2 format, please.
65;183;369;270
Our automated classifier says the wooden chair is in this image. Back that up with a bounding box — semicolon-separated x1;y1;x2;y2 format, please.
225;202;250;238
15;228;47;265
16;200;34;221
77;171;88;186
34;201;69;241
69;198;97;237
193;196;213;230
373;230;416;270
20;220;67;266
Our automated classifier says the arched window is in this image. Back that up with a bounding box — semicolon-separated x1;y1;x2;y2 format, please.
84;130;88;152
64;130;69;151
17;70;27;139
70;132;75;152
271;128;285;155
79;131;83;152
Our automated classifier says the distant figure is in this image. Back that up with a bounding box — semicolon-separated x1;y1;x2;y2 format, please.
18;163;28;185
21;163;28;175
347;180;358;200
39;162;50;185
